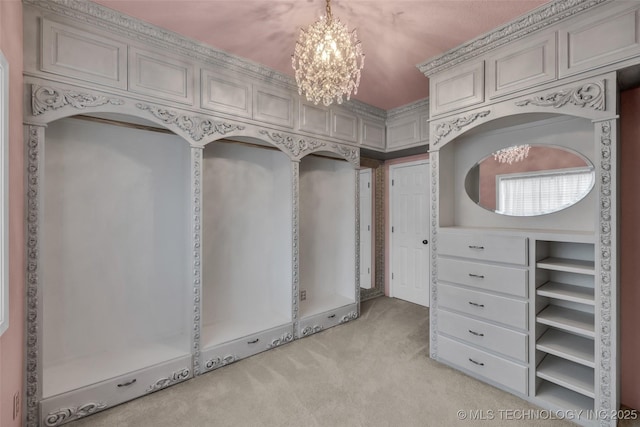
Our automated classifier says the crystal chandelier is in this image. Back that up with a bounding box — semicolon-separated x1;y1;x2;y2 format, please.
493;144;531;164
292;0;364;106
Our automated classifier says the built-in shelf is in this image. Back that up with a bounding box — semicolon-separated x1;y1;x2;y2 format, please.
536;381;594;413
536;305;595;338
537;355;594;398
536;282;595;306
536;257;595;275
536;328;595;368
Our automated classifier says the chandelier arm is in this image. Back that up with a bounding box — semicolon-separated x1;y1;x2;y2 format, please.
326;0;332;21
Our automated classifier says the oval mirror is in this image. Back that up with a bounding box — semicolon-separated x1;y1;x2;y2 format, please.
465;145;595;216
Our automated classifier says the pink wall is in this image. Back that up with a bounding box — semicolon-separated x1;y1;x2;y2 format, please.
620;88;640;411
384;153;429;296
0;1;24;425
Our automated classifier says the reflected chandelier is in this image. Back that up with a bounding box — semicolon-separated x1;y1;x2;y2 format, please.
493;144;531;164
292;0;364;106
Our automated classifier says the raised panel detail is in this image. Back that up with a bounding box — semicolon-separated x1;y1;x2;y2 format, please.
361;119;385;150
200;70;251;117
431;60;484;116
299;103;330;135
487;33;557;99
129;48;194;105
41;19;127;89
331;110;358;142
559;6;640;77
387;118;419;149
253;87;294;128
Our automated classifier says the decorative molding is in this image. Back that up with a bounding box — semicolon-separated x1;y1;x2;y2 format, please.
135;103;244;142
258;130;325;158
598;121;613;425
432;110;490;146
355;170;361;307
191;148;202;375
430;152;439;359
340;311;358;324
146;368;190;393
386;97;430;120
418;0;610;76
25;125;42;427
44;402;107;427
292;162;299;333
32;85;124;116
204;354;238;371
515;81;605;110
301;325;323;337
268;332;294;349
332;144;360;167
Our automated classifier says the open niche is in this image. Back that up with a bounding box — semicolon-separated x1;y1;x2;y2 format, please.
42;117;192;399
299;154;357;331
201;139;293;364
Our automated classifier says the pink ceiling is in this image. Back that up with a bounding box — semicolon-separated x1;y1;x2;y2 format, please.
94;0;549;110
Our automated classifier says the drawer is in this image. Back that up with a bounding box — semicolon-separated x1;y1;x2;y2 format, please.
41;355;192;426
438;335;528;395
298;303;358;337
438;258;528;298
438;284;528;330
201;324;294;372
439;232;528;265
438;309;528;362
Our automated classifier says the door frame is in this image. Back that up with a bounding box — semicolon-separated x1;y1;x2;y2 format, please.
388;159;430;306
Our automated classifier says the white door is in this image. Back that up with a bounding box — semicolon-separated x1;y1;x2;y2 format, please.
359;169;373;289
390;161;430;306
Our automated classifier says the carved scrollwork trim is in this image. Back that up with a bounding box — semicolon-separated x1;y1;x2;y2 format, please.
268;332;294;349
258;130;325;159
191;148;202;375
204;354;238;371
430;153;439;359
432;110;490;147
44;402;107;426
292;162;299;331
301;325;323;337
331;144;360;167
339;311;358;324
598;121;613;424
145;368;190;393
135;103;244;142
25;125;43;427
32;85;124;116
515;81;605;111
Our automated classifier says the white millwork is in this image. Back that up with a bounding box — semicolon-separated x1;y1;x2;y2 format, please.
359;168;373;290
390;161;430;307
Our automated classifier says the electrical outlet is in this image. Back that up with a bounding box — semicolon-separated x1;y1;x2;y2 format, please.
12;391;20;420
300;290;306;301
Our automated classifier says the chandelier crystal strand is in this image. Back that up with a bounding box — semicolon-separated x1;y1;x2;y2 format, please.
493;144;531;164
292;0;364;106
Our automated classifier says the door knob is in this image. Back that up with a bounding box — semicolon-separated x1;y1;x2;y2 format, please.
422;239;428;245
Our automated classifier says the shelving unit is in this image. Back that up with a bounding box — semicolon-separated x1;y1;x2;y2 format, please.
201;141;293;349
534;240;596;412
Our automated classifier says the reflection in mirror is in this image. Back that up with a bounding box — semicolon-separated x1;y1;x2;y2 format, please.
465;145;595;216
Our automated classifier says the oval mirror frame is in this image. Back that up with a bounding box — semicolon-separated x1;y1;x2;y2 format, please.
464;144;595;217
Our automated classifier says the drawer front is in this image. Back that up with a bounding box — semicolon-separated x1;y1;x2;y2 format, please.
438;258;528;298
438;335;528;395
41;355;192;426
438;309;528;362
201;324;294;373
438;232;528;265
438;284;528;330
298;304;358;337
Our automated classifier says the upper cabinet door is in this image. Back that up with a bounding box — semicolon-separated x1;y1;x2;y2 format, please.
559;4;640;78
430;60;484;117
486;32;557;100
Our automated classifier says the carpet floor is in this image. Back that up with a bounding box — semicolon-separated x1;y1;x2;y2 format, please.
68;297;638;427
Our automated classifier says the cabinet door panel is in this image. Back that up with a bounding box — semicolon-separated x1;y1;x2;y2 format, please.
129;47;194;105
430;60;484;117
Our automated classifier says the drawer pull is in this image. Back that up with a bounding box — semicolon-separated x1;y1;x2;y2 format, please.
468;301;485;308
468;358;485;367
328;314;336;319
247;338;260;344
468;273;485;279
117;379;137;388
468;245;485;250
468;329;484;337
